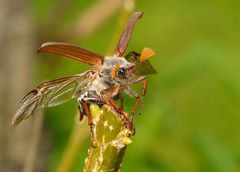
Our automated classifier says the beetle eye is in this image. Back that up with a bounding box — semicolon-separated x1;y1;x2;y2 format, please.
118;68;127;78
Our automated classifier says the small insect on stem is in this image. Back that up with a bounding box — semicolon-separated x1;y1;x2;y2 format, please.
11;11;157;134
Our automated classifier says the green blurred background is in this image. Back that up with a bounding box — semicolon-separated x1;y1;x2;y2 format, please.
1;0;240;171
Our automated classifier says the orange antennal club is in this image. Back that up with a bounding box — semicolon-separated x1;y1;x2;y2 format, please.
140;47;155;62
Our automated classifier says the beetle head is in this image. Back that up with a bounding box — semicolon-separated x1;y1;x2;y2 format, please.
100;56;136;85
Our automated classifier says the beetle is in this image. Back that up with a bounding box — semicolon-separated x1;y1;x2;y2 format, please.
11;12;156;132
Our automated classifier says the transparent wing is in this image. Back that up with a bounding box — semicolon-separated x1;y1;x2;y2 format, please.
12;72;91;127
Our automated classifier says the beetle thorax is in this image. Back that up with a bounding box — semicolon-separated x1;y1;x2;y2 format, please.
89;75;111;95
100;56;134;80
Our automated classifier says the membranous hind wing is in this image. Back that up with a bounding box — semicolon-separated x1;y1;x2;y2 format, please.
12;72;91;127
125;51;157;75
37;42;104;65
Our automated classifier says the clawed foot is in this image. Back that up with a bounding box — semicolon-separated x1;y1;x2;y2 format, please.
114;108;136;136
122;116;135;136
130;111;142;116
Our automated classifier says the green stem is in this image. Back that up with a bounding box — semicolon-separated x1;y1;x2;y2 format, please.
83;105;132;172
56;117;89;172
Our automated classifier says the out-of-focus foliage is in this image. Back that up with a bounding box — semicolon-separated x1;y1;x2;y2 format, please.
31;0;240;171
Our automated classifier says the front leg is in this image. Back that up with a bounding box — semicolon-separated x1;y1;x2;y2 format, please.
124;87;141;115
100;86;134;132
127;76;147;115
142;79;147;96
128;76;147;96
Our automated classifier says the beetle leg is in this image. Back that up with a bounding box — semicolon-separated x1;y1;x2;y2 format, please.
100;86;121;112
124;88;141;115
100;86;134;132
127;76;147;114
131;97;140;114
102;94;122;114
82;100;92;125
142;79;147;96
78;104;84;121
128;76;147;96
78;91;104;125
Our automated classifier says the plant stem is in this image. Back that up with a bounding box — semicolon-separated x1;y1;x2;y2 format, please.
56;116;89;172
83;105;132;172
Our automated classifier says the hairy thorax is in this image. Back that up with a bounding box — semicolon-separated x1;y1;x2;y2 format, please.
89;76;112;96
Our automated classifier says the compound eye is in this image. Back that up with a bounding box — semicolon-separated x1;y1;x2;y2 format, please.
118;68;127;78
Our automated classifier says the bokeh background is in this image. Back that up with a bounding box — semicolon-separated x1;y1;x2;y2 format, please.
1;0;240;171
